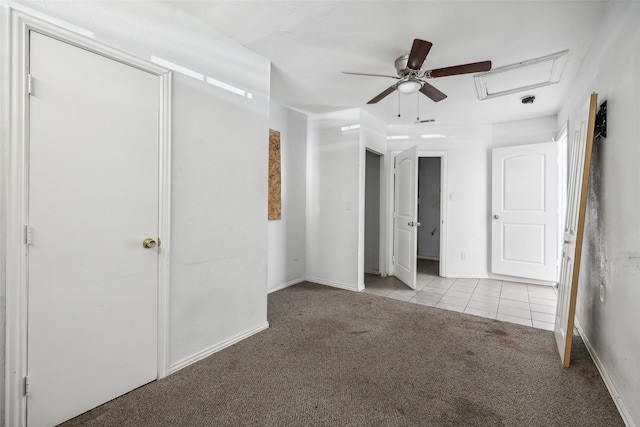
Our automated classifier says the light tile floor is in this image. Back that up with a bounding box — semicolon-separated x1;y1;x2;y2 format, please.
364;260;558;331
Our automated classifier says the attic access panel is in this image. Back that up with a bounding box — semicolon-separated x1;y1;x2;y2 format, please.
474;50;568;100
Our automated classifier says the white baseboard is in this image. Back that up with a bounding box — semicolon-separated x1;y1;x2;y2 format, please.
445;274;490;279
168;322;270;375
268;277;306;294
489;273;556;287
575;320;636;427
305;276;360;292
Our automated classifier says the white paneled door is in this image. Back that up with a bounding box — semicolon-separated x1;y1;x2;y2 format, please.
491;142;558;282
393;146;419;289
555;94;598;367
27;32;159;427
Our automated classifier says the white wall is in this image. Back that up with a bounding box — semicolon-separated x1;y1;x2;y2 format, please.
492;116;558;148
388;125;493;277
306;108;387;291
306;109;361;290
359;110;388;285
267;101;307;292
386;117;558;279
558;2;640;425
1;1;271;407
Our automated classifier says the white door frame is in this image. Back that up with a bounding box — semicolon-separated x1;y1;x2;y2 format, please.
4;10;172;426
387;150;448;278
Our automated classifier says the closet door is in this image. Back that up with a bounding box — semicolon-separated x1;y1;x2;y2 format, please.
27;31;160;426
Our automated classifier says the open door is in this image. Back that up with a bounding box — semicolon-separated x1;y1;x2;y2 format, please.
491;142;558;282
555;93;598;367
393;146;419;289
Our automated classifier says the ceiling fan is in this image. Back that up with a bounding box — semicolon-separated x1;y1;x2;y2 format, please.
343;39;492;104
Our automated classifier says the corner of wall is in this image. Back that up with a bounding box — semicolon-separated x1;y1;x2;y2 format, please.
267;101;308;292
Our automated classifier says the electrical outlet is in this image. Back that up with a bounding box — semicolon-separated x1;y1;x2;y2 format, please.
599;283;606;303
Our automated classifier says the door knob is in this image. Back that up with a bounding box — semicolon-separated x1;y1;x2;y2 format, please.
415;222;421;227
493;215;499;219
408;221;414;227
142;238;157;249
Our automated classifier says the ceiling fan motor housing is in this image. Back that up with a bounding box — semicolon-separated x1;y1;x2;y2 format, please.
394;54;410;75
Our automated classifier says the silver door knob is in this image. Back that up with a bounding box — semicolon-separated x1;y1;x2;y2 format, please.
408;221;414;227
415;222;421;227
493;215;499;219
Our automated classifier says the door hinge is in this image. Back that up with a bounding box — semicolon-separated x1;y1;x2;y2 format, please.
27;74;33;95
24;376;30;396
25;225;32;245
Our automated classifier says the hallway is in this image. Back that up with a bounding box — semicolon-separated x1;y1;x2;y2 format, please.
364;260;558;331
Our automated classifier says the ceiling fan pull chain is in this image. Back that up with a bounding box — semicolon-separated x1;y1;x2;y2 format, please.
417;92;420;121
398;91;401;118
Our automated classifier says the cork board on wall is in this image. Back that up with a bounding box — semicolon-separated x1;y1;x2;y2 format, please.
268;129;281;220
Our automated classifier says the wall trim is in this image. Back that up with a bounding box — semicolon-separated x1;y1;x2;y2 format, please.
168;323;270;375
305;276;360;292
448;274;491;279
268;277;306;294
489;273;556;287
575;321;636;427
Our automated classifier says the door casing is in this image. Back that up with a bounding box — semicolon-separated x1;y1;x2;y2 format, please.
4;10;172;426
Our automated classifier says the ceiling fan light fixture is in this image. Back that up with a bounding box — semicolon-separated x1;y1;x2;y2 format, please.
397;79;422;94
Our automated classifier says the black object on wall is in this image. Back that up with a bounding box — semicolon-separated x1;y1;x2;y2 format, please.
595;100;607;139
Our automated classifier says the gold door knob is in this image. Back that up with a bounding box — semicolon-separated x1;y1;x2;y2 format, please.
143;238;157;249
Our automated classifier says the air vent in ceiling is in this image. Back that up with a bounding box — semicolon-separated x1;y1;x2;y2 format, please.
474;50;568;100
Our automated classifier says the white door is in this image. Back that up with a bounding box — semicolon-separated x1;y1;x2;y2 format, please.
393;146;419;289
27;31;160;427
491;142;558;282
555;94;598;367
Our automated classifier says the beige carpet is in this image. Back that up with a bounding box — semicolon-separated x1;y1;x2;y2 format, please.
60;282;623;426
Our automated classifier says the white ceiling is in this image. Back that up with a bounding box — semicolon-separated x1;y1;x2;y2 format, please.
167;0;609;126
